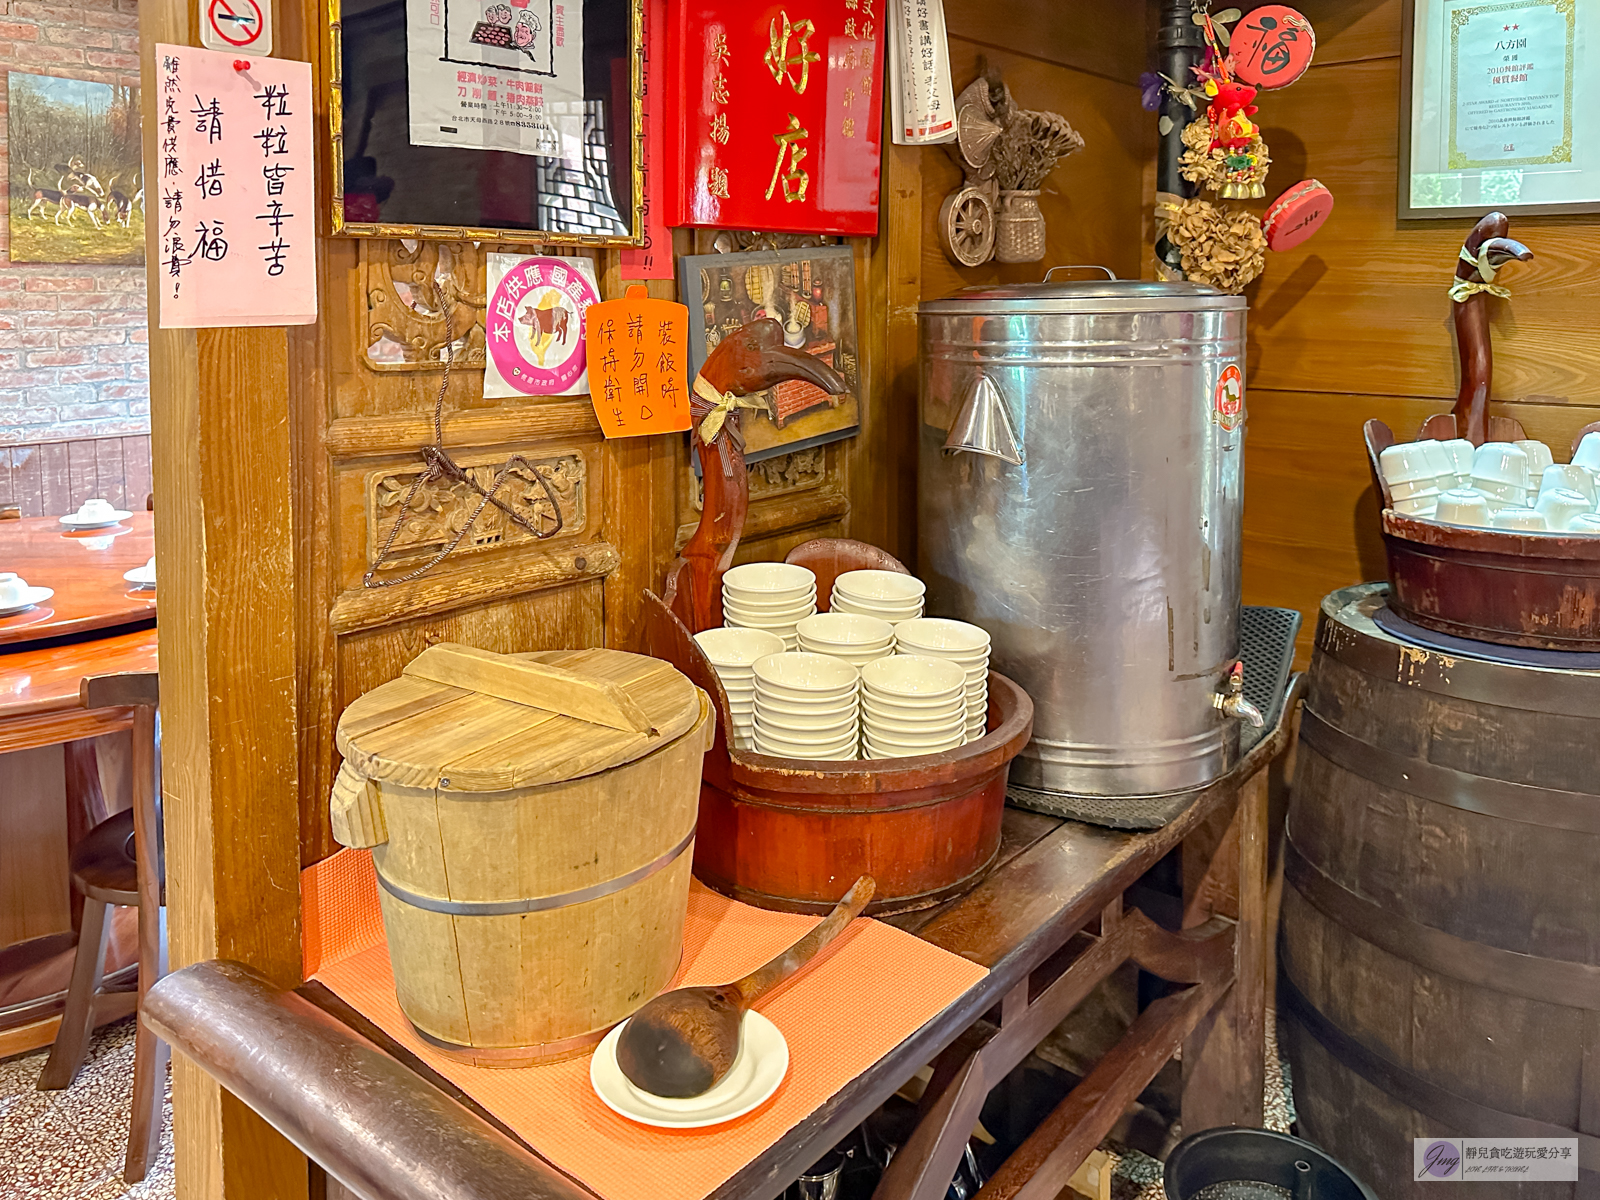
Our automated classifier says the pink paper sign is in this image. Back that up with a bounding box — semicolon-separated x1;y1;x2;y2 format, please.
155;45;317;328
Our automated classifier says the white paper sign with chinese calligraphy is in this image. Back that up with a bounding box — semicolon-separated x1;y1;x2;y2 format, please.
483;253;600;398
406;0;586;159
155;45;316;327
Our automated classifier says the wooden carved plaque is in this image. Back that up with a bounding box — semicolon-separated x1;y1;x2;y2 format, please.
366;450;586;566
363;240;488;371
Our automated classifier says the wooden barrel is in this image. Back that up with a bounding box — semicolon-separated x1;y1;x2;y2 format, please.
331;644;711;1067
1279;583;1600;1198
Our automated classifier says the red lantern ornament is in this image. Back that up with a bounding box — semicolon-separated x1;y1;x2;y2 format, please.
1229;5;1315;90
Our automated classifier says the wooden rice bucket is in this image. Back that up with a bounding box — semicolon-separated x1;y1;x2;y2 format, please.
329;643;711;1067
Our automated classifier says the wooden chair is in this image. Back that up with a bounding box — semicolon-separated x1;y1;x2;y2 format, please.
37;671;167;1183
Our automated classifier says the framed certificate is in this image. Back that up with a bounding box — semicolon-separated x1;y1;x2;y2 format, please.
1400;0;1598;218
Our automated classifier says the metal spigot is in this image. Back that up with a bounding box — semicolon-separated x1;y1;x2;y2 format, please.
1213;661;1264;728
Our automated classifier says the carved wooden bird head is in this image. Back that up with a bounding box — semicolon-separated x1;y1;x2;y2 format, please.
698;317;847;398
1458;211;1533;282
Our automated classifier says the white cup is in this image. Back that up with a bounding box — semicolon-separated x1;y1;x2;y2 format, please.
1434;489;1492;527
1535;489;1590;532
1572;433;1600;473
76;497;115;521
1540;464;1597;506
1438;439;1475;487
1379;443;1442;501
0;572;28;607
1515;440;1555;484
1568;514;1600;535
1472;442;1531;488
1490;506;1546;532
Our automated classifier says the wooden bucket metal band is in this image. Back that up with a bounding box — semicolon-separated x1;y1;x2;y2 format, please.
1278;970;1600;1173
375;826;696;916
1298;707;1600;835
1284;836;1600;1011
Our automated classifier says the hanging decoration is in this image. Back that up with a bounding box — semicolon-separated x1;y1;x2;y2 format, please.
1150;1;1326;294
936;65;1084;267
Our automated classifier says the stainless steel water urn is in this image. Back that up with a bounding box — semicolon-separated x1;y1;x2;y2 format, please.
918;278;1259;798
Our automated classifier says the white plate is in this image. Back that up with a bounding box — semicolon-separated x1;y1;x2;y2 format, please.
59;511;132;529
0;586;53;616
124;567;157;588
590;1010;788;1128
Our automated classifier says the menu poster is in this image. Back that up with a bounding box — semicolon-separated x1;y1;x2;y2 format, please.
406;0;586;160
483;253;601;398
155;46;316;328
1406;0;1597;215
665;2;888;236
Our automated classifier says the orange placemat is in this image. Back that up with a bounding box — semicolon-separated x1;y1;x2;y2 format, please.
301;850;987;1200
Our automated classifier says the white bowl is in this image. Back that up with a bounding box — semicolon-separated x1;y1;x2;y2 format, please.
799;641;894;662
1378;442;1437;485
1490;506;1546;532
1574;433;1600;474
1515;440;1555;479
1438;439;1476;484
862;692;965;717
795;611;895;647
1541;465;1598;506
866;736;964;756
891;618;990;655
832;599;926;623
1535;488;1590;532
863;712;965;738
723;561;816;594
833;570;926;603
755;731;858;759
861;654;965;699
725;611;814;634
862;737;960;760
724;594;816;616
695;627;787;666
1471;442;1531;488
1434;488;1492;527
722;586;818;611
1569;514;1600;535
753;653;858;693
754;701;857;730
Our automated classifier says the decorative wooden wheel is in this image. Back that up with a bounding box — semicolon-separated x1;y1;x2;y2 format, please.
939;187;996;267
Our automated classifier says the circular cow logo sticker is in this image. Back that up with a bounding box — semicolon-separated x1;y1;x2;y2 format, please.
487;258;598;395
1213;364;1245;431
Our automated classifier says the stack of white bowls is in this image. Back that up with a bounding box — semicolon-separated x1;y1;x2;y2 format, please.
1378;443;1446;518
830;570;925;623
1438;438;1475;489
722;562;817;650
752;653;859;760
1470;443;1532;512
1543;464;1598;506
1515;440;1555;489
694;627;786;751
892;618;991;743
859;655;966;759
1574;433;1600;476
796;612;895;669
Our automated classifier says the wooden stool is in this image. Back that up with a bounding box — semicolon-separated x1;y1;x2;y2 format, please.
37;671;166;1184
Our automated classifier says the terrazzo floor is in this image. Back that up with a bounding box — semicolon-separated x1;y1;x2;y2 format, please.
0;1020;174;1200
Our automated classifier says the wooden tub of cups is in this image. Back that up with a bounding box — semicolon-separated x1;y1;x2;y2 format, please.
640;318;1033;916
1367;419;1600;650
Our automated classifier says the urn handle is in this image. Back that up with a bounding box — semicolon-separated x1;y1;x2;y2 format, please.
1043;264;1118;282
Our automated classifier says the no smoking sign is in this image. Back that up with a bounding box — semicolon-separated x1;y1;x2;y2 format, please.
201;0;272;54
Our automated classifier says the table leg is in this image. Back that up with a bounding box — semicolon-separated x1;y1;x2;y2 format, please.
1180;768;1269;1131
873;1053;991;1200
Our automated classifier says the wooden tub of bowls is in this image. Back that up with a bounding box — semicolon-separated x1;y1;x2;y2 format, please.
328;644;712;1066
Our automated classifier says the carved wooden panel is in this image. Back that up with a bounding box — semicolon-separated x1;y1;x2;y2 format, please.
365;449;587;566
361;240;488;372
690;446;827;511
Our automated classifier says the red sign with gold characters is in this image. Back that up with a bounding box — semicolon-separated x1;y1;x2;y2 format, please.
666;2;886;235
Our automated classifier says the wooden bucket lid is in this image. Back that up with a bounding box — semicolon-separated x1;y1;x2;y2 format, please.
336;644;703;792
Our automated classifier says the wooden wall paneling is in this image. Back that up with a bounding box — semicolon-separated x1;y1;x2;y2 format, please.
0;448;13;510
0;747;71;947
942;0;1148;83
1287;0;1399;67
37;442;70;519
1244;22;1600;405
920;40;1152;304
94;437;126;511
66;440;99;510
11;445;40;516
124;435;153;509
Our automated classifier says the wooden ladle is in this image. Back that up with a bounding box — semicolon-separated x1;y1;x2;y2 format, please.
616;876;876;1098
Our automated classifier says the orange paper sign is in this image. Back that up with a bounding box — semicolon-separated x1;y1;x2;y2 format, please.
585;286;692;437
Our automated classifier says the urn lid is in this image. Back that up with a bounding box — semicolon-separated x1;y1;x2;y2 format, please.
336;644;705;792
920;278;1246;316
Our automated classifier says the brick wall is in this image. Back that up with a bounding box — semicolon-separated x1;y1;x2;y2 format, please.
0;0;149;446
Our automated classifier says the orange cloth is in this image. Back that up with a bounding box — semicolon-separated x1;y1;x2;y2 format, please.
301;849;987;1200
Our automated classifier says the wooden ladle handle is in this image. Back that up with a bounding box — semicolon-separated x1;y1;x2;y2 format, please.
732;876;876;1007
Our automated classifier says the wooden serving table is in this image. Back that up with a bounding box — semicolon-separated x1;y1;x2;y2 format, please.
0;511;158;1055
143;691;1294;1200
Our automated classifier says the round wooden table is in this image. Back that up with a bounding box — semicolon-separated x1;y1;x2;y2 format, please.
0;511;156;646
0;513;158;1055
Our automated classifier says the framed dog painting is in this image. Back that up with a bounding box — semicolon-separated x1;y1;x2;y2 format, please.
7;72;144;265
